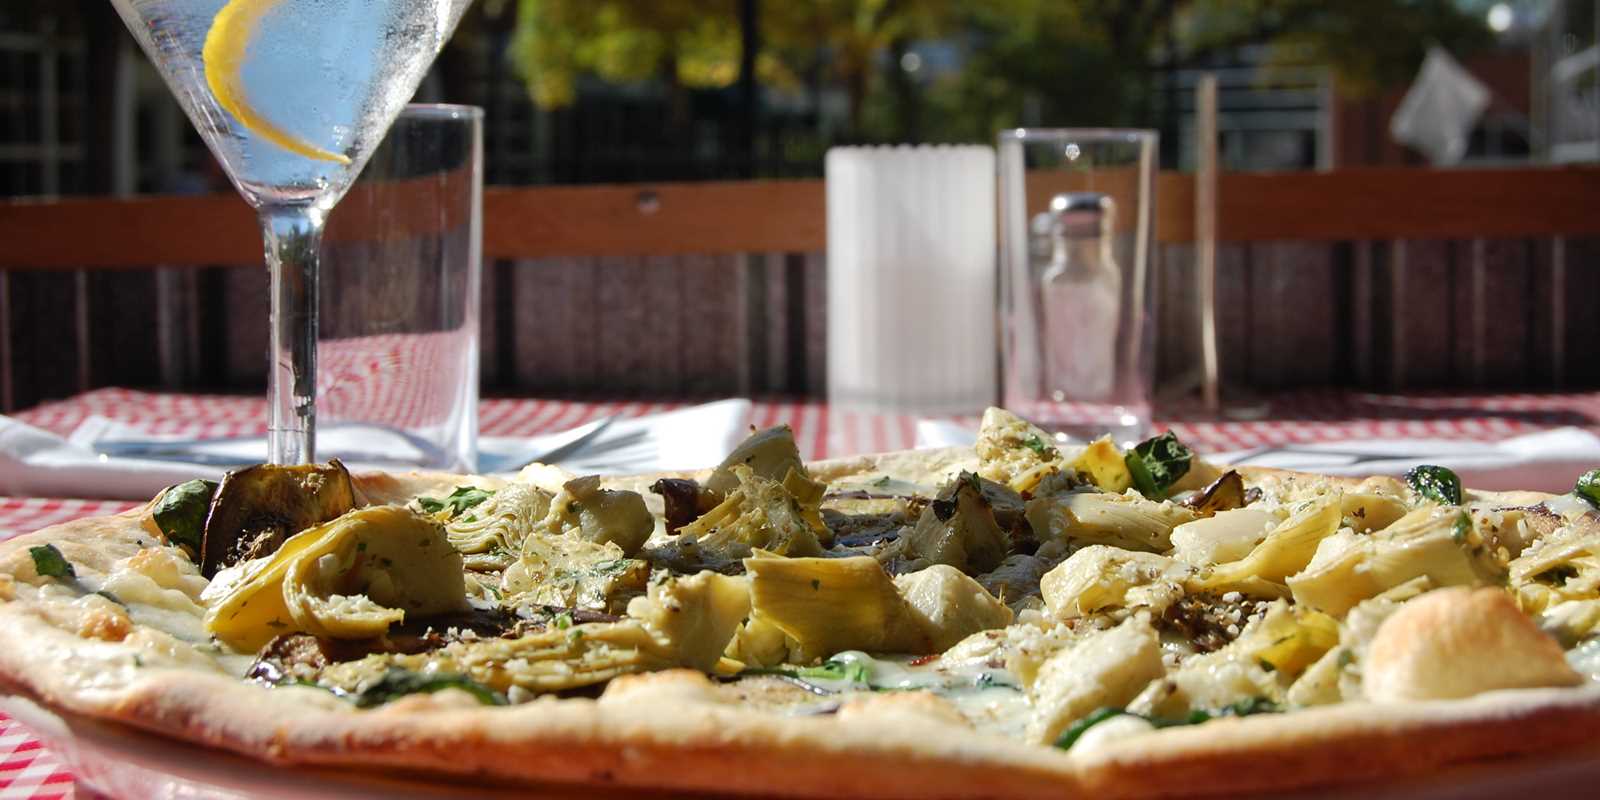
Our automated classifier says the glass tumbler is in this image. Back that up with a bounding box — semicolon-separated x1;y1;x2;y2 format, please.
997;129;1157;446
316;104;483;472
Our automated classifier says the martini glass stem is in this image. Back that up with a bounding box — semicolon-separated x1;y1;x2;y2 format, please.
260;204;326;465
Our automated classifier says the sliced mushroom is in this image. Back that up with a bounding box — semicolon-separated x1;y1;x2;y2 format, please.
200;460;357;577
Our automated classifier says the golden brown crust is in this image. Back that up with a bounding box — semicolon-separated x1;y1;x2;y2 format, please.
2;455;1598;798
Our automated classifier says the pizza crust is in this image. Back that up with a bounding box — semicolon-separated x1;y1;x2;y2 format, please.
3;457;1599;798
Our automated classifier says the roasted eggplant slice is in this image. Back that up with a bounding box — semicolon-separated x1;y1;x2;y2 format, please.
199;460;357;577
650;477;718;535
1181;470;1246;517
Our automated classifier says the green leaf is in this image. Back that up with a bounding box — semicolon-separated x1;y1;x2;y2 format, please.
1021;434;1057;459
1124;432;1193;499
1405;465;1462;506
29;544;75;579
1054;707;1128;750
352;668;507;709
417;486;495;519
151;479;218;554
798;658;873;685
1575;469;1600;510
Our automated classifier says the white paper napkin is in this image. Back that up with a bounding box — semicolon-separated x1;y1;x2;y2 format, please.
0;400;753;501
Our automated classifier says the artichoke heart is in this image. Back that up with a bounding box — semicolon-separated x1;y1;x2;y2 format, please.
974;407;1066;494
203;506;466;652
541;476;654;557
1168;508;1279;567
893;564;1014;651
1040;545;1191;620
1026;490;1196;553
672;465;827;568
1509;515;1600;640
1192;493;1342;597
500;534;649;615
746;552;933;659
893;472;1011;574
324;571;750;695
706;424;812;496
444;482;552;570
1287;507;1502;616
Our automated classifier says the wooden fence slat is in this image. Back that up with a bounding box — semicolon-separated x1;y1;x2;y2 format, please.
7;167;1600;269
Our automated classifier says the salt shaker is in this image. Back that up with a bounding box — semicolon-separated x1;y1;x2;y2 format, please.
1035;192;1121;403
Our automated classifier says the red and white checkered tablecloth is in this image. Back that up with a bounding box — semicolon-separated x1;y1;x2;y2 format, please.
3;387;1600;798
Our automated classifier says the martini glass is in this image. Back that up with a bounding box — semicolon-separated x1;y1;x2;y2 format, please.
110;0;473;464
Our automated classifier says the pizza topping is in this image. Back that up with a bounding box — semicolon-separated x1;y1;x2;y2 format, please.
1405;464;1464;506
1576;469;1600;510
29;544;75;580
1193;494;1343;598
974;408;1067;494
146;479;219;556
540;477;654;557
1157;593;1269;654
1025;615;1166;744
1041;546;1191;621
352;667;508;708
1125;433;1194;501
1068;437;1131;493
650;477;717;535
500;535;648;616
1026;490;1197;554
200;460;357;578
442;482;551;571
1179;470;1248;518
705;424;811;497
664;465;828;570
746;553;936;659
202;506;466;651
886;472;1010;575
1288;506;1502;616
1168;509;1278;567
416;485;495;519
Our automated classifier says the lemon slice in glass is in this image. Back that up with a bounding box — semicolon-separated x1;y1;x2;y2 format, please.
202;0;351;164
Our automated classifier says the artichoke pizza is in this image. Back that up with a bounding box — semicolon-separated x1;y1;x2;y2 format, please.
4;408;1600;797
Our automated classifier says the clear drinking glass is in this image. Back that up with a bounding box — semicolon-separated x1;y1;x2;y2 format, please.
998;129;1158;446
316;105;482;472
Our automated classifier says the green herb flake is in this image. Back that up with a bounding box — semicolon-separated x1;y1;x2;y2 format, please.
568;628;585;643
798;659;872;685
1124;432;1194;500
1575;469;1600;510
416;486;494;520
1258;659;1276;673
1405;465;1463;506
1021;434;1057;459
810;579;821;591
1452;511;1473;544
1337;649;1355;668
554;612;573;630
29;544;75;579
871;475;892;488
352;668;507;709
150;479;218;555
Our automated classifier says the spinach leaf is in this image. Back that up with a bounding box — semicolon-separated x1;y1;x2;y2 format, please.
1053;707;1129;750
1124;432;1193;499
417;486;494;519
1054;698;1280;751
29;544;75;579
353;668;507;709
1405;465;1462;506
151;479;218;554
1575;469;1600;510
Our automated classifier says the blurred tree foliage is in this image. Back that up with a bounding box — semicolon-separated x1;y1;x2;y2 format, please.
503;0;1492;142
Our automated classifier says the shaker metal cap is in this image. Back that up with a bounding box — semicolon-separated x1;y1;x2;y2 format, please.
1047;191;1114;235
